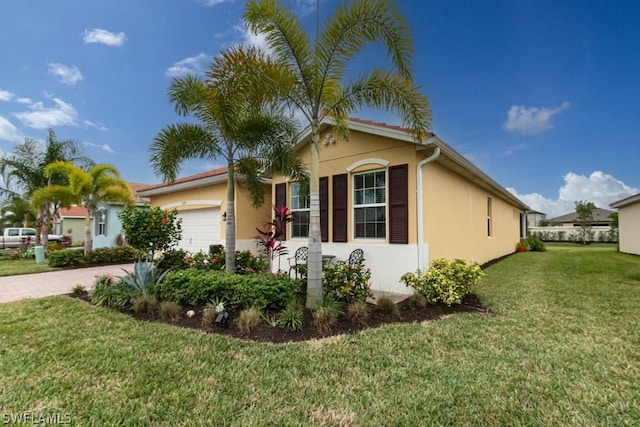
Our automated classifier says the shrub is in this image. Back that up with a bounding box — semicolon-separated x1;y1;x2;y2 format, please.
323;261;372;303
159;301;181;321
277;307;304;331
155;249;189;273
71;284;86;296
48;249;86;267
209;244;225;257
526;235;546;252
346;301;369;322
400;259;484;306
90;274;138;308
88;246;139;264
132;294;158;315
118;206;182;260
407;292;427;309
160;269;302;310
236;308;262;333
376;296;399;317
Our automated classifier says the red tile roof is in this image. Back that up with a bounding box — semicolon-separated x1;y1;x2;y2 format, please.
137;167;228;192
59;206;87;217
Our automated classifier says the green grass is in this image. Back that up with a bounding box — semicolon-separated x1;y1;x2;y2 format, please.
1;245;639;425
0;257;58;276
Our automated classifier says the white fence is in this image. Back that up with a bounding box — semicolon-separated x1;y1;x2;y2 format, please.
528;226;618;243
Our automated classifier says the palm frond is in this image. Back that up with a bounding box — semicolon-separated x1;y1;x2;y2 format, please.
150;123;222;182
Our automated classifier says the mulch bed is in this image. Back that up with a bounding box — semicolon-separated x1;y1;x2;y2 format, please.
69;293;490;344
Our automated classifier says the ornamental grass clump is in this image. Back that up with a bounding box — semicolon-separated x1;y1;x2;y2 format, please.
375;296;399;318
132;293;158;315
236;308;262;333
159;301;181;321
401;258;484;306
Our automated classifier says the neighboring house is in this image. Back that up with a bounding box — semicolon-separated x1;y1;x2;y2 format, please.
92;182;149;249
136;170;271;254
57;206;88;243
547;207;615;227
526;210;546;227
529;206;617;243
270;117;528;293
610;193;640;255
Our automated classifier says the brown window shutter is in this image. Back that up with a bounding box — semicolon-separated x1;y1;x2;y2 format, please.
320;176;329;242
332;174;347;242
389;164;409;244
275;183;287;240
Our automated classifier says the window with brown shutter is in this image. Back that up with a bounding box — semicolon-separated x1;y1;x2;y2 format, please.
275;183;287;240
388;164;409;244
332;174;347;242
320;176;329;242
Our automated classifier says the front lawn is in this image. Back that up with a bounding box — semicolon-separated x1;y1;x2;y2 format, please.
0;257;58;277
1;245;638;425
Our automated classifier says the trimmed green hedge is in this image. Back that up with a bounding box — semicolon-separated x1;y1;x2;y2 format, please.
48;247;139;268
159;269;303;310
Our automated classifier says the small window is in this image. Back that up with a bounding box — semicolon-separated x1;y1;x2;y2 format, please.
487;197;492;237
354;170;386;239
7;229;18;237
22;229;36;236
290;182;310;238
97;210;107;236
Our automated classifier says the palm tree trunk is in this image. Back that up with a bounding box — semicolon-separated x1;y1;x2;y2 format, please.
84;213;91;256
225;163;236;273
306;126;323;308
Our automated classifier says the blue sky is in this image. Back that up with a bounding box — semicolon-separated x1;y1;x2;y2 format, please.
1;0;639;217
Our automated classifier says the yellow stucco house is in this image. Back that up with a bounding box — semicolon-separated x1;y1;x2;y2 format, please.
610;193;640;255
138;117;528;293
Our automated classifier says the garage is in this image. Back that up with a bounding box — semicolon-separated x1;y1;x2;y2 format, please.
176;208;221;254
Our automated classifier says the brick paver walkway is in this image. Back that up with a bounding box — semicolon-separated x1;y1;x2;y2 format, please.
0;264;134;303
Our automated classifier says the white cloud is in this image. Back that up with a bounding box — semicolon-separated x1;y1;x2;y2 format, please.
508;171;639;217
503;102;570;135
201;0;233;5
165;53;210;78
500;142;527;157
13;96;78;130
16;98;32;105
0;116;24;143
83;28;126;47
84;120;108;131
83;141;113;153
48;63;83;85
0;90;14;102
239;25;272;55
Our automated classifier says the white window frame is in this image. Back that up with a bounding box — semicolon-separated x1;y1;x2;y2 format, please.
290;182;310;238
97;209;108;236
487;197;492;237
352;169;387;240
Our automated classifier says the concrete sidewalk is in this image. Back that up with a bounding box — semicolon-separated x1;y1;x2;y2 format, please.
0;264;134;303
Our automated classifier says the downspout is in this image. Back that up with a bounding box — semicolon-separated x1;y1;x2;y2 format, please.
416;141;441;272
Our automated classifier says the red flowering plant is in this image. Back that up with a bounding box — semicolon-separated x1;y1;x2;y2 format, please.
118;206;182;261
322;259;372;303
255;205;293;272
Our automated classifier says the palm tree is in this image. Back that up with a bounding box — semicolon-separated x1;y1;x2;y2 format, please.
0;129;94;245
240;0;432;307
31;161;133;255
0;195;35;227
149;52;306;273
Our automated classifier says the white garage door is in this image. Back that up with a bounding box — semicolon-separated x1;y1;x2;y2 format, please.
177;208;221;254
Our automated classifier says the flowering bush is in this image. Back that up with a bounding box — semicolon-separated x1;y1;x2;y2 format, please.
323;261;372;303
118;206;182;259
401;259;484;306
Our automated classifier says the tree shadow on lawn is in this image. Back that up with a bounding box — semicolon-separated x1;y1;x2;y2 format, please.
70;293;489;344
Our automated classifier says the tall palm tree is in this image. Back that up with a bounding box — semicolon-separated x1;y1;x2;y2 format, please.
149;51;306;273
31;161;133;255
241;0;432;307
0;129;94;245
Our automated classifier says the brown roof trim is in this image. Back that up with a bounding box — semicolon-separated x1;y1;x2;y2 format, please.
137;167;229;193
610;192;640;209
